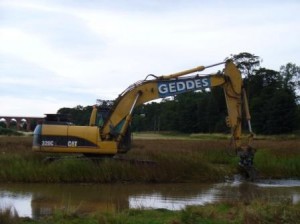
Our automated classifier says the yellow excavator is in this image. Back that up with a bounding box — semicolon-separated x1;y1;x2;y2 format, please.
33;60;255;177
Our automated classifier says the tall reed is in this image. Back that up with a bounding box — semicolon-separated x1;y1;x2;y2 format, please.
255;149;300;178
1;136;300;182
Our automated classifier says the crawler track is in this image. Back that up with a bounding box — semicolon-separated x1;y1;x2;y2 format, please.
42;154;157;165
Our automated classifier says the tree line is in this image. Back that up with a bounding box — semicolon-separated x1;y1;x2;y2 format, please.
58;52;300;135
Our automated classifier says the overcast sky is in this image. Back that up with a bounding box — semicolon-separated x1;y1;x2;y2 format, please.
1;0;299;117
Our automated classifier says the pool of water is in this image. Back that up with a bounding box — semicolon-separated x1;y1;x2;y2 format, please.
1;178;300;218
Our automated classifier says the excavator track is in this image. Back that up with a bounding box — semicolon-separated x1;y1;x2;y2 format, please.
42;154;157;165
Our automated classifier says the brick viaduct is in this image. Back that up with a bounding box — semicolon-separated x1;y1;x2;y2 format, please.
0;116;43;131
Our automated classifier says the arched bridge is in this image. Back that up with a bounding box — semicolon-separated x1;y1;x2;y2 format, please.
0;116;43;131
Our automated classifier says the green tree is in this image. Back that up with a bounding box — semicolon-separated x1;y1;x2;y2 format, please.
57;105;93;125
175;92;201;133
247;68;298;134
132;102;161;132
280;63;300;99
207;88;227;133
227;52;261;78
159;99;178;131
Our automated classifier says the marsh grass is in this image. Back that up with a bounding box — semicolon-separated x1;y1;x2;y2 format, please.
2;200;300;224
251;138;300;178
181;199;300;224
0;152;229;183
255;149;300;178
0;136;300;183
0;136;233;183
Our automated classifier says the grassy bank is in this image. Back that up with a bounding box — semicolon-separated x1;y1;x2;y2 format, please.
1;199;300;224
0;137;233;183
0;136;300;183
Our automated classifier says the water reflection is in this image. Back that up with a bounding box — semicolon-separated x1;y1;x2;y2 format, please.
0;180;300;218
0;191;32;217
129;188;219;210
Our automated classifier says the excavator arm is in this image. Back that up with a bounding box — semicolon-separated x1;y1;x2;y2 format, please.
96;60;252;152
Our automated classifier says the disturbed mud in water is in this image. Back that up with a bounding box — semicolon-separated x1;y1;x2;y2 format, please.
1;178;300;218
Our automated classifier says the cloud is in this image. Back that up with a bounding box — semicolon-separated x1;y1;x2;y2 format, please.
0;95;84;117
0;2;105;59
0;0;300;116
